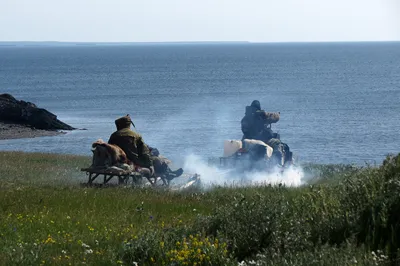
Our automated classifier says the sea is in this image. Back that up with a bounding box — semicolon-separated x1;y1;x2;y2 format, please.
0;42;399;167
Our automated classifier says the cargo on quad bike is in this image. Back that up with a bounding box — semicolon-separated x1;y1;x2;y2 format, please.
217;138;294;173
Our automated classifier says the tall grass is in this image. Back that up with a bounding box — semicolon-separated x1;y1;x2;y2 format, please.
0;151;399;265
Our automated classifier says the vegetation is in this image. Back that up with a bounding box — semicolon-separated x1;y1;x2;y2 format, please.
0;151;399;265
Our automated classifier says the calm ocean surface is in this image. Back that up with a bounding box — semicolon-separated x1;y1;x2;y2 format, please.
0;42;399;166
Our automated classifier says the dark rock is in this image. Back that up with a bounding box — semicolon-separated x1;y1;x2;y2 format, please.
0;93;76;130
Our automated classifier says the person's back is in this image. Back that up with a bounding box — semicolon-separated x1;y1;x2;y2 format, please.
108;115;152;168
108;115;183;180
241;100;265;140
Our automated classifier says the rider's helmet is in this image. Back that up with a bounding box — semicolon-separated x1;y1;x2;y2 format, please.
250;100;261;110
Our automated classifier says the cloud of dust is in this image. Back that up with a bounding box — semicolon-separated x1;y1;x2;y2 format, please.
141;97;305;189
143;98;243;165
183;153;305;189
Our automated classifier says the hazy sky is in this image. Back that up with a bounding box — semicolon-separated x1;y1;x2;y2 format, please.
1;0;399;42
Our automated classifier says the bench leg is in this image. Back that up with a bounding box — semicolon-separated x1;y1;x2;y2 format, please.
131;175;141;186
118;175;129;185
105;175;114;184
88;173;93;184
88;173;100;184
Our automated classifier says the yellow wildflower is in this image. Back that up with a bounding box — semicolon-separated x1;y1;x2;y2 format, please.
44;235;56;244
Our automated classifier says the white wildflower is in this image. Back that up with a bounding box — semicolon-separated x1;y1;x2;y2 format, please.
84;249;93;254
256;253;266;259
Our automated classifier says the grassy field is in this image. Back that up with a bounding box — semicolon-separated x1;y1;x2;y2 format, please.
0;151;399;265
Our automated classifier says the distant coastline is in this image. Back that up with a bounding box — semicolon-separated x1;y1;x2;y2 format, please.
0;41;250;47
0;40;399;47
0;121;65;140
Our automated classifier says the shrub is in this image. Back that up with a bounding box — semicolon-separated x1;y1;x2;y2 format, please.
121;226;234;266
239;243;390;266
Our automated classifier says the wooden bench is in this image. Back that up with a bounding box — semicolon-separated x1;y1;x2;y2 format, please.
80;167;155;186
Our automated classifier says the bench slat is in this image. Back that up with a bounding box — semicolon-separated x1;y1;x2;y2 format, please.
81;167;141;176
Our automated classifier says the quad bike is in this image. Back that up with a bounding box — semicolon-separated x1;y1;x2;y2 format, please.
216;138;294;174
215;110;295;173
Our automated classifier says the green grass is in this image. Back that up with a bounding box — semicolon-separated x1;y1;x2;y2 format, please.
0;151;399;265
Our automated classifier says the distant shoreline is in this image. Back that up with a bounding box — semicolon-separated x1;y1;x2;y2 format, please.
0;122;66;140
0;41;250;47
0;40;399;47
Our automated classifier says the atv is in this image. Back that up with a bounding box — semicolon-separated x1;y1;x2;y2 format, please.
216;139;294;173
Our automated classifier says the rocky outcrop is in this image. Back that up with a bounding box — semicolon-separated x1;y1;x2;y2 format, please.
0;93;76;130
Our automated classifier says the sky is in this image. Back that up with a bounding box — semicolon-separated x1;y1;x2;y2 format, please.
0;0;399;43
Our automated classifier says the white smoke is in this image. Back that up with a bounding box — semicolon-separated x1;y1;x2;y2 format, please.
183;153;305;189
139;97;306;190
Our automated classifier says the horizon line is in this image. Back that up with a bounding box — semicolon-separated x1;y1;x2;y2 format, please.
0;40;399;47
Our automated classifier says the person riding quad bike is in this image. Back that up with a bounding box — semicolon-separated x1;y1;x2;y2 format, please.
241;100;264;140
240;100;293;166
